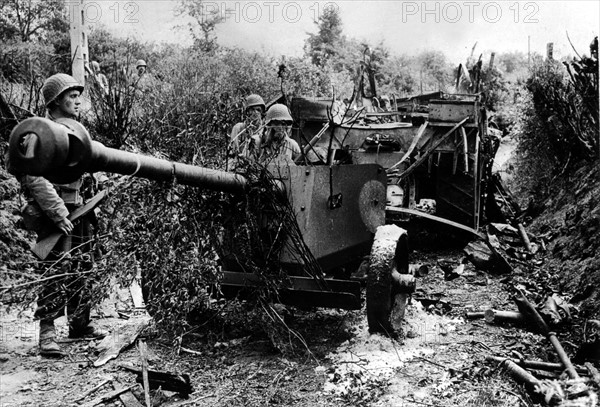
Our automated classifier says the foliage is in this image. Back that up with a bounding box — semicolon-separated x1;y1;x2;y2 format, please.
512;41;599;201
82;58;140;149
417;50;454;92
104;179;221;332
304;5;344;67
0;38;70;85
378;55;416;96
87;25;154;75
0;0;68;42
174;0;225;53
83;45;328;346
101;161;321;343
481;67;509;112
510;89;556;200
281;57;334;99
525;57;598;163
496;51;530;81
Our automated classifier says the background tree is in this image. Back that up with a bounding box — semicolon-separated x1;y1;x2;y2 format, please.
378;55;416;96
175;0;225;53
0;0;67;42
496;51;530;81
304;6;344;67
416;50;453;92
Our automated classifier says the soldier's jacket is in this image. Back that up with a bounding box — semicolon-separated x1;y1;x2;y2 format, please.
258;136;301;166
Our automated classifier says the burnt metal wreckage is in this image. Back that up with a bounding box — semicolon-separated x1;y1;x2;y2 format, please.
8;86;501;336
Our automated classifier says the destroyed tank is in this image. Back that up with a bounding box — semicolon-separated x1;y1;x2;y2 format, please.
8;116;415;334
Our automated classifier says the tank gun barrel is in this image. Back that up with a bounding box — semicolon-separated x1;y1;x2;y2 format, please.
8;117;247;193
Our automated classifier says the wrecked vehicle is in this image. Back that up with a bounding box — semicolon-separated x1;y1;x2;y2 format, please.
289;90;500;232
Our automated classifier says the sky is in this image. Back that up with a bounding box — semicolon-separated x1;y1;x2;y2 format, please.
85;0;600;64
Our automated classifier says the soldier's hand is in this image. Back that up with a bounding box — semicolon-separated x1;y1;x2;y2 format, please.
56;218;74;235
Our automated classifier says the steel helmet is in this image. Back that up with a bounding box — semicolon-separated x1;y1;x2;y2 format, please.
42;73;84;107
245;94;265;112
136;59;147;68
265;104;293;125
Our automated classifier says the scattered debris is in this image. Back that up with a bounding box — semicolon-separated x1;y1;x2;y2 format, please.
539;294;572;327
486;356;588;375
516;223;535;255
492;358;564;404
514;289;582;380
94;316;151;367
79;384;139;407
114;380;145;407
463;238;511;274
75;378;112;402
120;363;193;396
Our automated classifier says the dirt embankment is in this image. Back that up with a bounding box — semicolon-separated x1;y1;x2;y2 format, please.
527;161;600;318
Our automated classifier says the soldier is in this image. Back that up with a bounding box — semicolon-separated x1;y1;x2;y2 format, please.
89;60;109;95
259;104;301;165
229;94;266;161
135;59;147;78
10;73;105;357
131;59;151;91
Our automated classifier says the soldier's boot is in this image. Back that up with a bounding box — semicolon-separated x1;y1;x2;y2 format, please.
39;320;65;357
68;309;107;339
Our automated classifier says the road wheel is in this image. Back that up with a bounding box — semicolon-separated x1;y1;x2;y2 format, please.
366;224;409;335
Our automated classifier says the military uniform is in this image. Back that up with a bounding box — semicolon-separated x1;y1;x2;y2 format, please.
228;94;266;162
11;73;104;357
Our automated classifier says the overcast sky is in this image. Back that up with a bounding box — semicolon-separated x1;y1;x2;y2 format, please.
88;1;599;64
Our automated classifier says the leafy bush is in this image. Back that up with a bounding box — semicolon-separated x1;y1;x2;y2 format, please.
511;43;598;202
526;59;598;163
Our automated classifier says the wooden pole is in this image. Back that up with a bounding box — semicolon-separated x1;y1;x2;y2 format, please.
138;340;152;407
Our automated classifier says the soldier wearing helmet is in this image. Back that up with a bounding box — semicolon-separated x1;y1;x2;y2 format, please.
258;104;301;165
88;60;109;95
228;94;266;161
131;58;152;91
10;73;106;357
136;59;147;76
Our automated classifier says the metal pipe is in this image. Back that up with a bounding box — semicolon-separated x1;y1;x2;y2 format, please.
487;355;587;374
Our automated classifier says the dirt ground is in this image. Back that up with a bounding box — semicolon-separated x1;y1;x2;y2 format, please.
2;247;558;407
